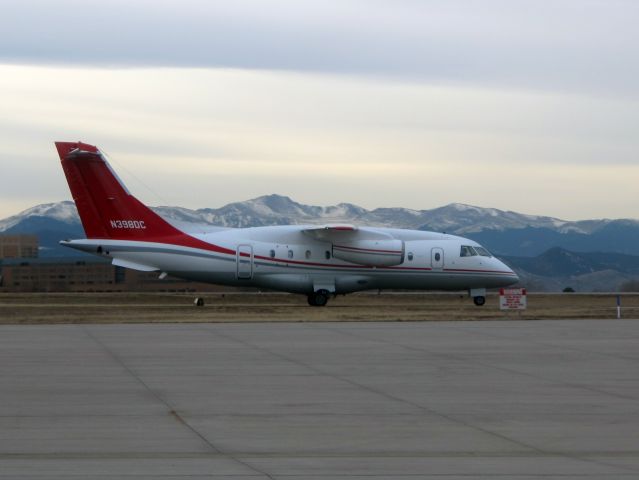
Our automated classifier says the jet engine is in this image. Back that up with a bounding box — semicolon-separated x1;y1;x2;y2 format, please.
332;239;405;267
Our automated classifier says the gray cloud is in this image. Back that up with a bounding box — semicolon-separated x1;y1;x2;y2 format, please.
1;0;638;95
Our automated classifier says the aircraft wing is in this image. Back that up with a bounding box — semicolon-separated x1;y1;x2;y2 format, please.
302;225;403;266
302;224;394;241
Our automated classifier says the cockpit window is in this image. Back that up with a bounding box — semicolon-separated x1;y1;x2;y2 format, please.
460;245;477;257
474;246;492;257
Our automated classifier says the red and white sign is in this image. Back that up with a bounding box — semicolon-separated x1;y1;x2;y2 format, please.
500;288;527;310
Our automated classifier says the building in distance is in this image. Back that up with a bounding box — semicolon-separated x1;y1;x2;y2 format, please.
0;235;38;259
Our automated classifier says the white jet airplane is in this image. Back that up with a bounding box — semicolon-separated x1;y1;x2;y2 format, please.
56;141;519;306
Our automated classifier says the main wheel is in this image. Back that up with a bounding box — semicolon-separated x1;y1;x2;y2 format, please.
473;296;486;307
307;291;329;307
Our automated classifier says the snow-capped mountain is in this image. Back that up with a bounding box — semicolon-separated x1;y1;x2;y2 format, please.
2;196;627;234
2;195;639;258
152;196;371;229
0;201;79;232
151;195;617;234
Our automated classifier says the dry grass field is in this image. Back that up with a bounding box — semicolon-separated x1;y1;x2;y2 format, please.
1;292;639;324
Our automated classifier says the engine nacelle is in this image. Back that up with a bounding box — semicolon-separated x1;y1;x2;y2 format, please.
332;239;405;267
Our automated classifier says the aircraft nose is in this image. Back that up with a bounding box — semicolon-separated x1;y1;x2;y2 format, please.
497;259;519;285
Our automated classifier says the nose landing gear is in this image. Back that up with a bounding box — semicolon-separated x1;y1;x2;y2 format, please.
469;288;487;307
473;296;486;306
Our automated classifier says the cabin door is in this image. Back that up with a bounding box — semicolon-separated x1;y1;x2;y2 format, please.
236;244;253;279
431;247;444;270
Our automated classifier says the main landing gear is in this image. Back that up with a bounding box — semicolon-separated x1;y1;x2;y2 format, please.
307;290;329;307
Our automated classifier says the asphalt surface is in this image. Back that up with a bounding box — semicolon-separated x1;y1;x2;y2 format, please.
1;320;638;479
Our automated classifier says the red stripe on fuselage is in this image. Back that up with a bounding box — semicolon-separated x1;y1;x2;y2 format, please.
444;268;518;275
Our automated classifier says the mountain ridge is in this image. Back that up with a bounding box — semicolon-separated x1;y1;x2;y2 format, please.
2;196;639;259
5;195;633;232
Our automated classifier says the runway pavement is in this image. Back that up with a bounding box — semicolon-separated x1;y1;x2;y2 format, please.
0;320;638;479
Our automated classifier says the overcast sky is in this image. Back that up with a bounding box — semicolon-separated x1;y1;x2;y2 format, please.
1;0;638;220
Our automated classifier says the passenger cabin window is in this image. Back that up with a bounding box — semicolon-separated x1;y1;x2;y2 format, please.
474;246;492;257
325;250;331;260
407;252;414;261
288;249;294;259
460;245;478;257
269;249;276;258
305;250;312;259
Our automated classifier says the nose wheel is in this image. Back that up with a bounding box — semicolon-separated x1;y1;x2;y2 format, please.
469;288;487;307
307;291;329;307
473;296;486;306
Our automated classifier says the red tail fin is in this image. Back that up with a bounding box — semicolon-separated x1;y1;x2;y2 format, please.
55;141;182;241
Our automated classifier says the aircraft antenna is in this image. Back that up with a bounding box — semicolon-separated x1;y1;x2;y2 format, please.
101;148;171;207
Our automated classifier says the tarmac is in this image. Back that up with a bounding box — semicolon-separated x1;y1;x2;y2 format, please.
0;320;638;479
